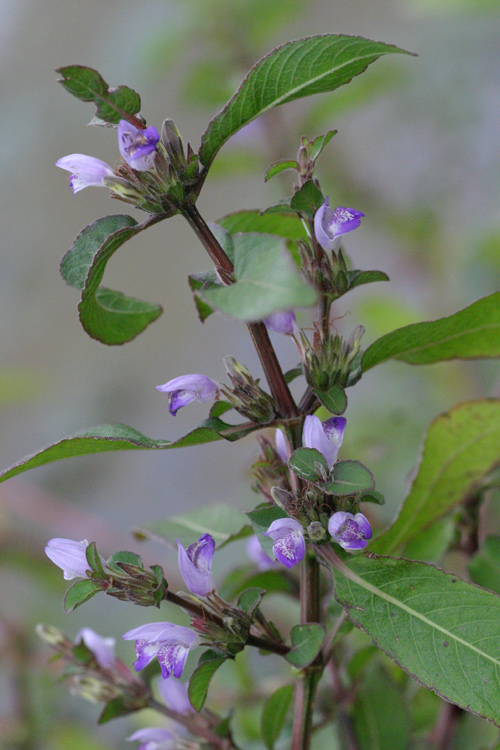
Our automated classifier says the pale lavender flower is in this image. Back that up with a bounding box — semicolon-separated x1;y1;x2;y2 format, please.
45;538;99;580
157;676;191;714
264;518;305;569
177;534;215;597
122;622;199;680
275;429;289;463
246;535;275;570
56;154;114;194
127;727;175;750
328;511;372;551
118;120;159;171
264;310;297;335
76;628;116;669
314;197;364;252
156;374;220;416
302;415;346;471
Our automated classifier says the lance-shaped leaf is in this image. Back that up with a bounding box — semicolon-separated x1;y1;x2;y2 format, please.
56;65;142;125
60;214;163;345
362;293;500;371
188;650;227;712
199;35;411;168
218;210;307;240
261;685;294;750
135;504;251;550
371;400;500;555
331;552;500;728
0;419;259;485
200;233;317;321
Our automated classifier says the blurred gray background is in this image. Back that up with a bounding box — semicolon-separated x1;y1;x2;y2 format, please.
1;0;500;747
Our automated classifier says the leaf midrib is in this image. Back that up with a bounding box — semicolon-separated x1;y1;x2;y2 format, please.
340;560;500;669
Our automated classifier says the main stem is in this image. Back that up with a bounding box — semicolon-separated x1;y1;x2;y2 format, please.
182;202;299;419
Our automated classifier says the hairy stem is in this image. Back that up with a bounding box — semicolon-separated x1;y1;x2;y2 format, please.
182;201;298;419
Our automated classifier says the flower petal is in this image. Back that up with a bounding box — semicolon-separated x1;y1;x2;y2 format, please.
45;538;92;580
177;534;215;597
76;628;115;668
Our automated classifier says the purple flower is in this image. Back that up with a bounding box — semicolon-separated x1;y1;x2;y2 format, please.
118;120;159;171
314;197;364;252
246;535;275;570
56;154;114;194
122;622;199;680
303;415;346;471
156;374;220;416
127;727;175;750
275;429;289;463
157;676;191;714
264;310;297;335
177;534;215;597
264;518;305;569
328;511;372;551
76;628;116;669
45;538;99;580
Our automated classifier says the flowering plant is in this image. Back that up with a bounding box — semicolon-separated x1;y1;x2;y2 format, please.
4;29;500;750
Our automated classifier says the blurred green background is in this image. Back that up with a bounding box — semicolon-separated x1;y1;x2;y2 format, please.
1;0;500;747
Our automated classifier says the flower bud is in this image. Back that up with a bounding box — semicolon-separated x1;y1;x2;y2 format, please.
222;356;275;423
307;521;326;541
177;534;215;597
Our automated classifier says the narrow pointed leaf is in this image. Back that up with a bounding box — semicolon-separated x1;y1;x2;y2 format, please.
0;419;259;485
347;269;390;291
362;293;500;371
314;384;347;414
188;653;226;711
264;160;298;182
56;65;141;125
200;35;411;168
201;233;317;321
468;536;500;594
60;214;163;344
372;400;500;555
331;553;500;727
261;684;294;750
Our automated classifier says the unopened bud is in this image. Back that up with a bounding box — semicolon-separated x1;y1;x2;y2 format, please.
70;674;117;704
160;119;186;167
103;175;144;202
307;521;326;541
271;486;296;512
36;623;70;649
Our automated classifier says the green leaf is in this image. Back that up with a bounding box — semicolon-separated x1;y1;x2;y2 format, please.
469;536;500;594
264;160;298;182
63;579;102;613
331;553;500;727
325;460;375;496
289;447;328;482
0;420;259;485
314;384;347;414
261;684;294;750
286;623;325;667
106;550;144;574
56;66;141;125
359;490;385;506
199;35;411;168
201;233;317;321
289;180;324;218
98;697;136;724
347;269;390;291
60;215;162;345
284;366;303;384
352;664;410;750
362;293;500;371
218;210;307;240
188;653;226;711
136;504;251;550
308;129;337;161
188;269;220;322
371;400;500;555
237;587;266;618
85;542;106;577
402;518;455;564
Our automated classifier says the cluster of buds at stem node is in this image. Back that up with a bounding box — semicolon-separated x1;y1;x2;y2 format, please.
56;117;200;215
36;624;149;710
222;356;275;423
251;434;291;501
299;324;365;391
